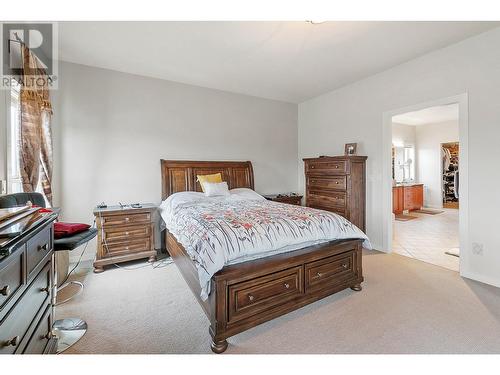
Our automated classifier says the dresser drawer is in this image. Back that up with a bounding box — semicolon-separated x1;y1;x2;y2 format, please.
26;226;52;278
308;176;346;191
22;305;52;354
228;266;304;323
305;251;355;292
102;225;151;243
307;191;346;209
0;244;25;318
103;238;151;256
306;160;347;175
100;212;151;227
0;261;51;354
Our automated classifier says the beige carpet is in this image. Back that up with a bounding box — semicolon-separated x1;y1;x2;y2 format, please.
57;251;500;354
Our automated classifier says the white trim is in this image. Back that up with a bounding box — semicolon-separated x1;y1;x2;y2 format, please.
461;271;500;289
382;93;469;278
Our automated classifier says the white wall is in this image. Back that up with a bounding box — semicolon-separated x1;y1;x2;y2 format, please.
299;27;500;287
392;122;416;148
416;121;459;208
52;62;298;252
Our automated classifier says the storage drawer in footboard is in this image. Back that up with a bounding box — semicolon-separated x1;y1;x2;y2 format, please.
305;251;356;293
227;266;304;324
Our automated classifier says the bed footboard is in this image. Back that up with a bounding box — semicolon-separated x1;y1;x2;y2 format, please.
166;232;363;353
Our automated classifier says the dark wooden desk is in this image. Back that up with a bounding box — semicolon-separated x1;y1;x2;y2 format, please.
0;209;58;354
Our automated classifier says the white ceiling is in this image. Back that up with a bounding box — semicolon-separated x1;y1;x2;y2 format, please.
58;22;499;103
392;103;459;125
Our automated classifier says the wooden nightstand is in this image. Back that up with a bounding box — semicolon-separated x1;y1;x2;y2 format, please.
93;204;157;273
263;193;303;206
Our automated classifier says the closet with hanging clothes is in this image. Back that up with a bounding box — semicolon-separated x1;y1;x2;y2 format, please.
442;142;459;209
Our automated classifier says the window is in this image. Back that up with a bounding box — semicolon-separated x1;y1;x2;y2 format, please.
7;79;22;194
393;144;415;183
402;146;415;182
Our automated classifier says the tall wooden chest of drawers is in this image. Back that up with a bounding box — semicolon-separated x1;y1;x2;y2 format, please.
303;156;367;232
93;204;157;273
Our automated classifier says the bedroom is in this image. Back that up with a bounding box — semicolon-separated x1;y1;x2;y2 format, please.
1;1;500;373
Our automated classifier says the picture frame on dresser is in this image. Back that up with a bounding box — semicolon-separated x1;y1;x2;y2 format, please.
344;143;358;156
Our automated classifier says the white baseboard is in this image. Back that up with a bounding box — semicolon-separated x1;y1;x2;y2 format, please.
368;243;386;253
460;270;500;289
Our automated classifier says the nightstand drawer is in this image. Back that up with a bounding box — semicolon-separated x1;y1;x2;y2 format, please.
102;225;151;243
104;238;151;256
100;213;151;227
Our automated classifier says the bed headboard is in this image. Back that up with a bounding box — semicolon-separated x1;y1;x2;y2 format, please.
160;160;254;200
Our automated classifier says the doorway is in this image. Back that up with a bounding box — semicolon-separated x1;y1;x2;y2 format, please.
382;94;469;275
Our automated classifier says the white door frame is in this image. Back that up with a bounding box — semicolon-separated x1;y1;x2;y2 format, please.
381;93;469;274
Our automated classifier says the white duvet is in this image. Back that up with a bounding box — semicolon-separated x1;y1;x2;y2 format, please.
160;189;371;300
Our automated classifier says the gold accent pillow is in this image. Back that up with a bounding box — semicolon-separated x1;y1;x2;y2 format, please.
197;173;223;192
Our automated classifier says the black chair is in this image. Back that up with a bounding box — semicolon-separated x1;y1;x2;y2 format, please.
0;192;97;353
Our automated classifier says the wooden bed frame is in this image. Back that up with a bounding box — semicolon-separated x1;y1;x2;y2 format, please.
161;160;364;353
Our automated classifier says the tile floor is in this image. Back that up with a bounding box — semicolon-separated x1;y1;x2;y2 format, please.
393;208;459;271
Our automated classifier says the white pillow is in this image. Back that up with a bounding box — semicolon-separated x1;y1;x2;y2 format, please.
204;182;230;197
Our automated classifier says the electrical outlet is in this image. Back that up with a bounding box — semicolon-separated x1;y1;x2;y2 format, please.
472;242;484;255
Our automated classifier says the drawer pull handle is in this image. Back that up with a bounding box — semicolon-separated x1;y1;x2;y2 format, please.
125;232;129;235
335;165;339;169
342;263;348;269
45;332;55;340
125;217;130;222
335;181;339;184
40;286;50;294
0;285;11;296
315;272;323;279
248;294;255;302
5;336;19;347
125;246;129;250
38;243;48;251
284;283;290;289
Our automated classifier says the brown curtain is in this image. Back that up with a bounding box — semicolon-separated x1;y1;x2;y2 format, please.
19;45;53;205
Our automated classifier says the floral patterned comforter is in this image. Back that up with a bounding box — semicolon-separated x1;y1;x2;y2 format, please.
161;196;371;300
